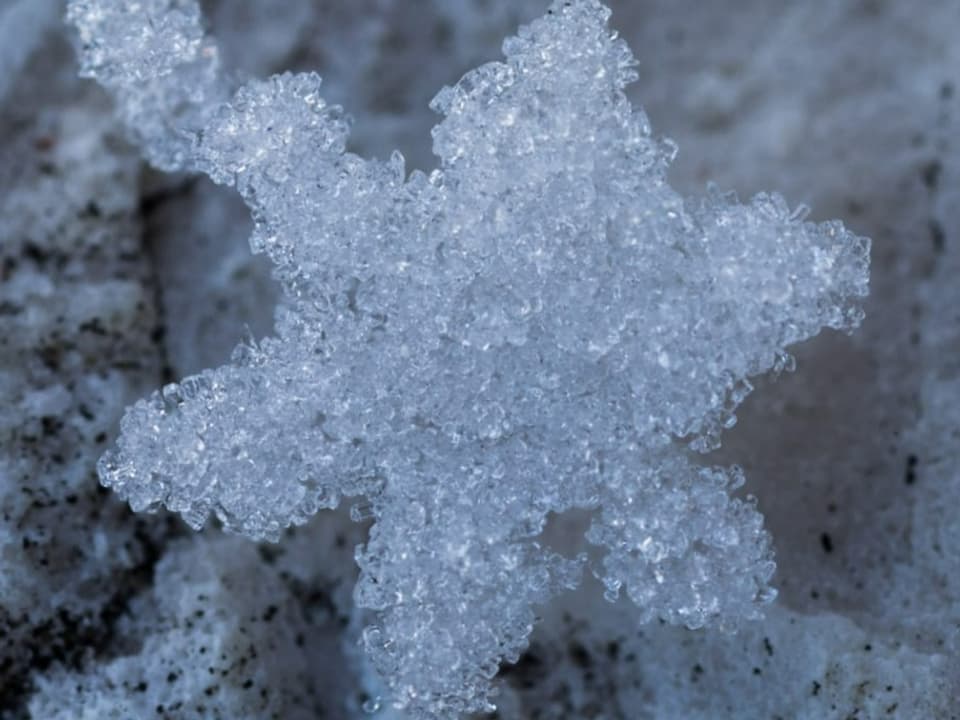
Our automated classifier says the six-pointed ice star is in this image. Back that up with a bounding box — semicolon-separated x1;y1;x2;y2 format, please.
70;0;869;715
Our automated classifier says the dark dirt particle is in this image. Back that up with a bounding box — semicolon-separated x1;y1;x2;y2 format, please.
905;454;918;485
820;532;834;553
922;160;942;190
690;663;704;683
930;220;946;252
569;642;592;669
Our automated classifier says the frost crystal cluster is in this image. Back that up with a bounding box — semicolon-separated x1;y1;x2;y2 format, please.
68;0;870;715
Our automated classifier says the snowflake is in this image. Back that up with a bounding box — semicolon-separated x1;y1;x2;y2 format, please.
68;0;870;715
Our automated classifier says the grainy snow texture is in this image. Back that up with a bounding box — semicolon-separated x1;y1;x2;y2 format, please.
28;532;358;720
2;0;959;719
0;16;168;712
64;0;871;716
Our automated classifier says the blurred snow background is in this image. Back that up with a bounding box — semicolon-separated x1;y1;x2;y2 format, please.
2;0;959;717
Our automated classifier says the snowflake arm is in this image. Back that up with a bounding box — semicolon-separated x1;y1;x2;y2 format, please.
357;469;584;716
68;0;227;170
98;339;368;541
588;453;775;629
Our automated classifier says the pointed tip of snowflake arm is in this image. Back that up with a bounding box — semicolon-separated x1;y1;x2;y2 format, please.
96;355;354;543
67;0;208;85
697;190;871;336
431;0;645;173
589;457;777;631
195;72;351;194
67;0;228;170
356;493;587;717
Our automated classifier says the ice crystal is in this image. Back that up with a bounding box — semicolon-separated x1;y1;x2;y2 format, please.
69;0;870;715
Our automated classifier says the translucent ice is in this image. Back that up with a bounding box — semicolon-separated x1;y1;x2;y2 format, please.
69;0;870;715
